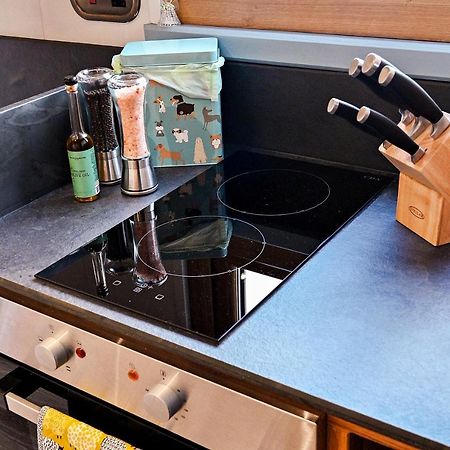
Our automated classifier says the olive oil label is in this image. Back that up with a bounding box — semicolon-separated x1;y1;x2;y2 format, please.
67;147;100;198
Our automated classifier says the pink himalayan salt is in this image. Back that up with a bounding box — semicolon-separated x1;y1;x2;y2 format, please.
115;82;149;159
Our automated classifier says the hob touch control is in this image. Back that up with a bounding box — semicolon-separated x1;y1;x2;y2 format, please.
34;330;72;371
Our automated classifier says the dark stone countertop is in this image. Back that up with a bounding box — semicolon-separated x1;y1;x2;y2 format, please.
1;166;449;449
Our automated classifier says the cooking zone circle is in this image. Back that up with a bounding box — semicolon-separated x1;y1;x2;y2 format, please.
137;215;265;277
217;169;331;216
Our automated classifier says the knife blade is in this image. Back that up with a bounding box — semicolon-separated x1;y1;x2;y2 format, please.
349;57;414;125
379;66;450;139
327;98;389;145
357;106;426;163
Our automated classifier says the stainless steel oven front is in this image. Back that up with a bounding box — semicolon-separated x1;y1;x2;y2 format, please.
0;296;319;449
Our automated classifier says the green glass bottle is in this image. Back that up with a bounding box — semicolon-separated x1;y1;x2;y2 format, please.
64;75;100;202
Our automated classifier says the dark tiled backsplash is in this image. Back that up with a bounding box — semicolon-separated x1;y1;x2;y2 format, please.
221;62;450;173
0;88;71;216
2;55;449;215
0;36;120;108
0;37;120;215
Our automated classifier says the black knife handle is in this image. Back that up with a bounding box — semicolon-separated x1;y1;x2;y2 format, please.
379;66;443;125
349;58;414;115
327;98;384;140
357;107;419;156
360;54;423;118
349;58;385;94
327;98;360;121
362;53;396;78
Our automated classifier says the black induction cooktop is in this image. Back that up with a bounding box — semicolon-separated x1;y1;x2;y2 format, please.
36;151;392;343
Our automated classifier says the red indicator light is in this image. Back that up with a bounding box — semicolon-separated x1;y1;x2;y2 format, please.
75;347;86;358
89;0;97;4
128;369;139;381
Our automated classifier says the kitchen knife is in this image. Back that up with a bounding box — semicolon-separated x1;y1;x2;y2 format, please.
349;57;414;125
362;53;395;78
327;98;389;146
379;66;450;139
360;54;430;137
357;106;426;163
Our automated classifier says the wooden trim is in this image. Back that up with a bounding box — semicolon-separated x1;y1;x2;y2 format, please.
328;418;351;450
328;416;418;450
178;1;450;43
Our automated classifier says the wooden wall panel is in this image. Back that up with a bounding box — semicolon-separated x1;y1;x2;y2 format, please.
178;1;450;42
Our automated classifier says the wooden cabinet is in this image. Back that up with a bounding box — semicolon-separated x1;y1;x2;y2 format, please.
328;417;418;450
178;0;450;42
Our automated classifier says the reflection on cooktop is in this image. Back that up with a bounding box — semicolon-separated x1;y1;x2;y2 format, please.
137;216;265;278
36;151;392;343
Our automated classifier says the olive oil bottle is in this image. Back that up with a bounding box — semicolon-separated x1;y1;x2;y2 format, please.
64;75;100;202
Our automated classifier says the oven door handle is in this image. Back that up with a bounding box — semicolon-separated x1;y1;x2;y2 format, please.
0;366;63;424
5;391;40;424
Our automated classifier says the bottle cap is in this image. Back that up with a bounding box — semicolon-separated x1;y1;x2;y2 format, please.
64;75;77;86
64;76;79;93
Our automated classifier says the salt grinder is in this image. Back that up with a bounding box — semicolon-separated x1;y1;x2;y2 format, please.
108;73;158;196
76;68;121;185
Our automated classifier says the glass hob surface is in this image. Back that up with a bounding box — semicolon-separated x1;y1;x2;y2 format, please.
36;152;392;342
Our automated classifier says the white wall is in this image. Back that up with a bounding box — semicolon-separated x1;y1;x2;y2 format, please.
1;0;160;46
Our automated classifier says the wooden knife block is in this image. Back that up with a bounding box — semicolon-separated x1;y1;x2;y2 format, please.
379;113;450;246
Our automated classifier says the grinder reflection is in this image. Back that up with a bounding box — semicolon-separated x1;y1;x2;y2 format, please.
84;203;168;292
84;235;109;297
105;220;134;274
131;204;168;287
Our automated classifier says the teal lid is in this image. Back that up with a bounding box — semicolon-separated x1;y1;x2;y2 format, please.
120;38;219;66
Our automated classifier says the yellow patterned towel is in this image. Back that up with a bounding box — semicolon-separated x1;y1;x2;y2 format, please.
37;406;139;450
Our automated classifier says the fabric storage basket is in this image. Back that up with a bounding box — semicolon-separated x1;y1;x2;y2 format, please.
114;38;225;167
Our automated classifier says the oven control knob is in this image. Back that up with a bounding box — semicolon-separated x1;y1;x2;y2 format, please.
34;331;72;371
143;383;183;421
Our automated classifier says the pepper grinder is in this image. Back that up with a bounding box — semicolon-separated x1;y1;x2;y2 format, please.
108;73;158;196
76;68;121;185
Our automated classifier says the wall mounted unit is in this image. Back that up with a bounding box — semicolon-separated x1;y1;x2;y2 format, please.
70;0;140;22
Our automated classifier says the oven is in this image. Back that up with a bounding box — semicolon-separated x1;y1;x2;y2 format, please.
0;295;319;450
0;357;200;449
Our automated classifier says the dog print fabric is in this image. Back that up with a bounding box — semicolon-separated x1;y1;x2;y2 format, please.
147;81;223;167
